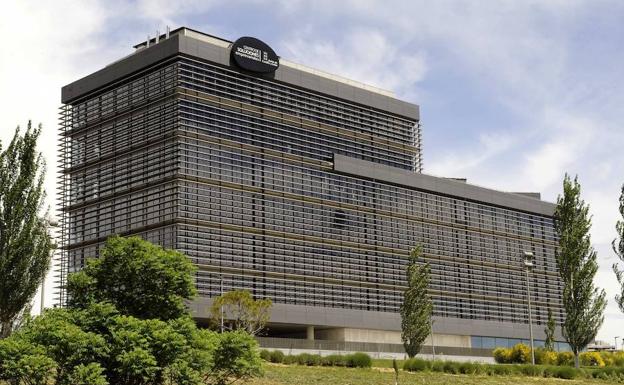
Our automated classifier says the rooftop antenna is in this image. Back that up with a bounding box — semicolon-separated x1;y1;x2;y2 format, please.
166;26;170;39
156;30;160;43
146;34;150;48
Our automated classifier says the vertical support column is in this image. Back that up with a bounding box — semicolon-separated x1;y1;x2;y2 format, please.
306;325;315;341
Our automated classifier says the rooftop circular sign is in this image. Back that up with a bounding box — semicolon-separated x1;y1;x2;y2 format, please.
231;36;279;74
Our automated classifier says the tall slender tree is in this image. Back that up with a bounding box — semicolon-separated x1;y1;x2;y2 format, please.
0;122;53;338
553;174;607;368
613;184;624;314
544;308;556;352
400;245;433;358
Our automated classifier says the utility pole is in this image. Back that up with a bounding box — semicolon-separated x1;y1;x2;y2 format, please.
220;277;224;333
524;251;536;365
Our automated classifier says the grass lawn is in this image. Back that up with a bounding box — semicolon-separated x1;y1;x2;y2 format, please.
249;364;608;385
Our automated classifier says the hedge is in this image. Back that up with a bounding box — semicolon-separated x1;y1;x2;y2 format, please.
259;351;372;368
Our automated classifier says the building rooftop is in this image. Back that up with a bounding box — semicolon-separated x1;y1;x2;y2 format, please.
134;27;396;98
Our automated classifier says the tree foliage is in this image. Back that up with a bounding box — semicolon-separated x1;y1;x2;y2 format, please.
210;290;272;336
544;308;556;352
0;122;53;338
0;236;263;385
553;174;607;368
67;235;197;320
400;245;433;358
613;183;624;314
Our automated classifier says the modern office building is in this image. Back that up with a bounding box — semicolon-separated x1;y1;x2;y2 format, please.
59;27;565;357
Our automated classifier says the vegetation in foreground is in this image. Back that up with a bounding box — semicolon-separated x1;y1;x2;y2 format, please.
248;364;612;385
0;236;263;385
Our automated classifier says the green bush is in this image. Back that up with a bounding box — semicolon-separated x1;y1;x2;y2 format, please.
346;352;372;368
68;363;108;385
510;343;531;364
431;360;445;372
321;354;347;367
442;361;460;374
294;353;321;366
269;350;285;364
557;351;575;366
554;366;580;379
282;355;297;365
517;364;543;377
493;347;512;364
458;362;478;375
403;358;428;372
259;349;271;361
490;364;513;376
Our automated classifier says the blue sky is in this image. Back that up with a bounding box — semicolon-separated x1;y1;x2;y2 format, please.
1;1;623;343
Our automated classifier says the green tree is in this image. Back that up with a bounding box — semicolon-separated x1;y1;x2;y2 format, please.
613;184;624;314
210;290;272;335
67;235;197;320
0;237;263;385
544;308;556;352
400;245;433;358
68;363;108;385
0;122;54;338
553;174;607;368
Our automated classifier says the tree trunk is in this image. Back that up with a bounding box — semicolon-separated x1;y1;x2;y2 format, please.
0;319;12;339
574;353;580;369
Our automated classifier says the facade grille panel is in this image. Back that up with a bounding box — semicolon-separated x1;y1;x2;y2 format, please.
59;29;564;353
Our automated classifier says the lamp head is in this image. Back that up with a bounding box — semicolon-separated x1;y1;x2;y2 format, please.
523;251;534;268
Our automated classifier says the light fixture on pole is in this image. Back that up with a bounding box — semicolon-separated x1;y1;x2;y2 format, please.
523;251;536;365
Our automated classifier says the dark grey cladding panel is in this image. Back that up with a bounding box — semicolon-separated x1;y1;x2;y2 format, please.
61;31;420;120
189;298;563;340
61;35;182;103
333;154;555;216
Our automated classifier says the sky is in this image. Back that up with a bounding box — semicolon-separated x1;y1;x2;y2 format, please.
1;0;623;344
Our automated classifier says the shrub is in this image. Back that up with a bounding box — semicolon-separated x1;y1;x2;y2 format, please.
431;360;445;372
554;366;580;379
269;350;285;364
490;364;512;376
346;352;372;368
557;351;575;366
294;353;321;366
493;347;512;364
517;364;543;377
614;351;624;366
542;365;557;378
599;351;615;367
321;354;347;367
68;363;108;385
403;358;428;372
580;351;605;367
458;362;479;375
259;349;271;361
510;343;531;364
537;350;558;365
282;355;297;365
442;361;460;374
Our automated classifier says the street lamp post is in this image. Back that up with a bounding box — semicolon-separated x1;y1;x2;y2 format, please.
523;251;536;365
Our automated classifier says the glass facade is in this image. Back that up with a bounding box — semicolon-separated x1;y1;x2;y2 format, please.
59;43;563;334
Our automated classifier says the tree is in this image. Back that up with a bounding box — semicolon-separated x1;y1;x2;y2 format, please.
0;236;263;385
613;183;624;314
0;123;54;338
210;290;272;335
400;245;433;358
553;174;607;368
67;235;197;320
544;308;556;352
